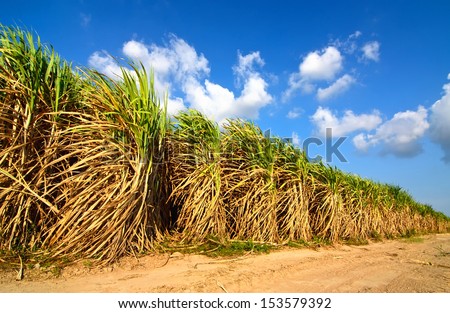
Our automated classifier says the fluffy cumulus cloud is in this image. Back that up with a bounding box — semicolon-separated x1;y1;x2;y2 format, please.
310;106;382;137
353;106;429;157
316;74;356;101
233;51;264;85
88;36;272;122
299;47;343;81
350;77;450;162
120;36;209;115
166;97;186;116
361;41;380;62
89;36;208;115
185;52;272;124
429;80;450;163
283;46;344;101
282;45;360;103
284;33;382;102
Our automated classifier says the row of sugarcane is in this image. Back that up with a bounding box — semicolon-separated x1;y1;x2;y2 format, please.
0;25;448;263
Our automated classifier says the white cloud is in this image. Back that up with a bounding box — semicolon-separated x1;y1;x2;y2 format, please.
353;133;371;152
300;47;343;81
88;51;123;78
89;37;272;122
184;51;272;124
185;79;233;121
287;107;302;119
186;67;272;124
284;33;381;102
429;81;450;163
361;41;380;62
353;77;450;162
120;37;209;94
282;73;315;101
235;74;272;116
233;51;264;85
332;31;362;55
283;46;345;101
353;106;429;157
350;31;363;39
311;106;382;137
166;97;187;116
122;40;150;61
317;74;356;101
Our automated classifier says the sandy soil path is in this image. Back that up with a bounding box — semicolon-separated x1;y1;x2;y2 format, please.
1;233;449;293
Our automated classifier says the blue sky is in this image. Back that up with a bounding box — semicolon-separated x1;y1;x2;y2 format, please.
1;0;450;215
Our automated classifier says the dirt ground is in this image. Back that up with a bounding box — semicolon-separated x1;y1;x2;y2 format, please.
1;233;449;293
